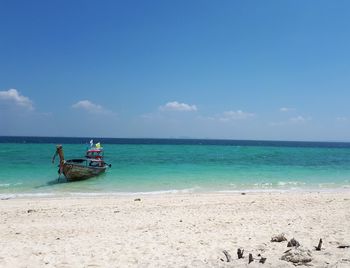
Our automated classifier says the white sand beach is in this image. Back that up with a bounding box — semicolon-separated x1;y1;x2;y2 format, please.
1;192;350;267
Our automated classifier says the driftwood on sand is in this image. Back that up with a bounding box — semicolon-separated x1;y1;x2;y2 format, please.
222;250;232;262
237;248;244;259
218;234;343;266
315;239;322;251
259;257;267;264
337;245;350;249
248;253;254;264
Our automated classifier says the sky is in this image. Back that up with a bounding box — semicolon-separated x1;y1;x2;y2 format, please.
1;0;350;141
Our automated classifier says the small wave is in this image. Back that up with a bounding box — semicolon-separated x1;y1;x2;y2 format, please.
217;189;288;194
253;182;273;187
318;183;336;188
277;181;306;186
16;193;55;198
246;181;307;188
0;188;201;199
0;182;23;188
0;194;14;199
0;192;55;199
69;187;202;197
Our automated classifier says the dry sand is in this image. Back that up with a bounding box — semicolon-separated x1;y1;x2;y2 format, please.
0;192;350;267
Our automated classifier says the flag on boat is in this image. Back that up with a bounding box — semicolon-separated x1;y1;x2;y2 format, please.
90;140;93;147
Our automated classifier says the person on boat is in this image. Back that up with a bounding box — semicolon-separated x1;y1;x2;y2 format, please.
52;145;65;175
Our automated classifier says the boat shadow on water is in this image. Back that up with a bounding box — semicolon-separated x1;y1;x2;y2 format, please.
33;178;66;190
46;177;67;186
35;173;108;190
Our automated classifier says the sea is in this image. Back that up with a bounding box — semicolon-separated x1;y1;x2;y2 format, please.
1;136;350;198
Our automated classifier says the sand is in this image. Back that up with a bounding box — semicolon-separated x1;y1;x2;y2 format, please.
0;192;350;267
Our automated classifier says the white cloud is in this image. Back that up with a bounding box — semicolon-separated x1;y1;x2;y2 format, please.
72;100;111;114
336;116;348;122
159;101;197;112
269;115;311;126
0;89;34;110
280;107;294;112
289;116;310;123
219;110;255;121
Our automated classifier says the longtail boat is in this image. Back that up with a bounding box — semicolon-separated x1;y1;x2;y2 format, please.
52;141;111;181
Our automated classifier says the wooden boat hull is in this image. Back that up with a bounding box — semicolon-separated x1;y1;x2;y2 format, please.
62;162;106;181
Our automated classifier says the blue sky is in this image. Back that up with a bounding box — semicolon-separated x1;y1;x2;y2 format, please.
1;1;350;141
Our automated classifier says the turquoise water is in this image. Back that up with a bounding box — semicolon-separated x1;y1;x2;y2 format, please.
1;140;350;196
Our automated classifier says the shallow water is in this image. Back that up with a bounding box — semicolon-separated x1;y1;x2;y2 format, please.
1;137;350;196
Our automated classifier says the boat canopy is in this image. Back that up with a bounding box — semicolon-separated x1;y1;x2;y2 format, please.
87;149;103;153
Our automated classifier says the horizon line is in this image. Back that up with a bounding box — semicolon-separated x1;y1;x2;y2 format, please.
1;135;350;144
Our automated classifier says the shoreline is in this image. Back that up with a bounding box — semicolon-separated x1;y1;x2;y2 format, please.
1;191;349;267
1;186;350;200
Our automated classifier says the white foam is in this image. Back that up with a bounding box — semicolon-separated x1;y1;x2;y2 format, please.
318;183;336;188
253;182;273;187
70;187;201;196
217;189;290;194
277;181;306;186
2;183;350;199
0;182;23;188
0;193;55;199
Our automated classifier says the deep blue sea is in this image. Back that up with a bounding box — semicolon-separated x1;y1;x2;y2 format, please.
1;136;350;197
